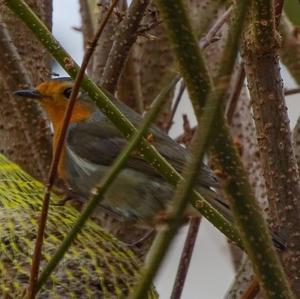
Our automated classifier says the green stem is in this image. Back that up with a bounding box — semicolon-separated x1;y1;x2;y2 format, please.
5;0;242;248
128;2;250;298
152;0;211;119
214;125;294;299
37;76;178;291
155;0;295;298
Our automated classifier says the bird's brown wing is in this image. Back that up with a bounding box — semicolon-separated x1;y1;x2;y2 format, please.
66;115;219;189
66;121;161;177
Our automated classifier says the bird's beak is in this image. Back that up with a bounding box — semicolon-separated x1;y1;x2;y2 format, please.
13;88;42;99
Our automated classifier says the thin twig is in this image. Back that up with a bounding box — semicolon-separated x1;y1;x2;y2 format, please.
171;217;201;299
240;280;260;299
101;0;150;93
165;81;185;132
274;0;284;28
79;0;95;75
165;7;233;133
27;1;120;297
136;19;163;36
199;6;233;49
226;62;246;125
285;87;300;96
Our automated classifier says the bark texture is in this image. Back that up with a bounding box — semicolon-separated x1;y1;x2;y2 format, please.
242;19;300;295
0;0;52;182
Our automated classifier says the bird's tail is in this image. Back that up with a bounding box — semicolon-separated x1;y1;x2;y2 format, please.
196;187;287;251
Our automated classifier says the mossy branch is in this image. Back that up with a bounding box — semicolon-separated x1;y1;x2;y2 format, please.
5;0;242;248
155;0;295;297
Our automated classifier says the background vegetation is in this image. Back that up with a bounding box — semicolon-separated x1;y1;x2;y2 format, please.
1;0;300;298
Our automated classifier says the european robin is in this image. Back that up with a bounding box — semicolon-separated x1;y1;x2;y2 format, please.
14;78;285;249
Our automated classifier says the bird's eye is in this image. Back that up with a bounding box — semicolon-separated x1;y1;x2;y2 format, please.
63;87;72;98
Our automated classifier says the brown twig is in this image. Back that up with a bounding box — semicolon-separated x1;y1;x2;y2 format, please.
240;280;260;299
170;217;201;299
284;87;300;96
79;0;94;75
27;1;120;297
226;62;246;125
101;0;150;93
165;80;185;132
136;19;162;36
91;0;125;82
199;6;233;49
293;115;300;170
166;7;234;134
274;0;284;28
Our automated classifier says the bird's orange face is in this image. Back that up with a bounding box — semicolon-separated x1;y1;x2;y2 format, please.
34;80;94;131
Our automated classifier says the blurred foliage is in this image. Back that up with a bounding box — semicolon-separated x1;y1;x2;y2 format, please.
285;0;300;26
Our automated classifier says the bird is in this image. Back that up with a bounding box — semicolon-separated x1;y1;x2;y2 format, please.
14;77;285;249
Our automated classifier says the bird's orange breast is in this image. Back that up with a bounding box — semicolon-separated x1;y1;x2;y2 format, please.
40;100;93;131
41;101;93;180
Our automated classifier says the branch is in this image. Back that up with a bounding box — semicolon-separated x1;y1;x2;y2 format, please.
128;1;253;298
165;80;185;132
130;2;175;122
225;256;256;299
170;217;201;299
79;0;94;46
226;62;245;125
100;0;150;93
0;17;51;181
285;87;300;96
154;0;294;298
165;6;234;132
0;11;52;182
199;5;233;49
242;1;300;296
91;0;126;82
78;0;94;75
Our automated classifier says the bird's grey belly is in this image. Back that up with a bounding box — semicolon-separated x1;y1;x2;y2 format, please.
64;151;174;220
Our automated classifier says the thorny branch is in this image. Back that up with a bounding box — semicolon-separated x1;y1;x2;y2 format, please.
242;0;300;295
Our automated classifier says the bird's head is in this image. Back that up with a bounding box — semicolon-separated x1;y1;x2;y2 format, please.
14;77;95;130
